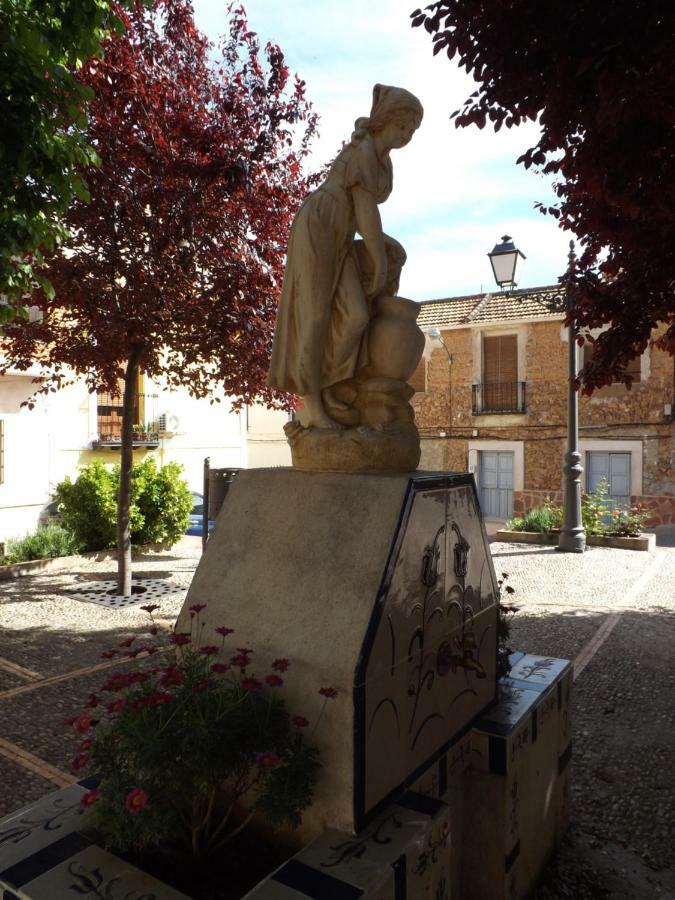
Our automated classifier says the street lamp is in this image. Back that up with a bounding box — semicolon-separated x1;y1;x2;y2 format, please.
428;327;453;363
488;235;526;290
557;241;586;553
485;236;585;552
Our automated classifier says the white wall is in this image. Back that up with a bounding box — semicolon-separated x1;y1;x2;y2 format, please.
246;404;291;468
0;375;91;541
0;370;291;542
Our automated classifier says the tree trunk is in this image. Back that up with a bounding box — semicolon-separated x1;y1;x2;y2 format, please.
117;348;143;596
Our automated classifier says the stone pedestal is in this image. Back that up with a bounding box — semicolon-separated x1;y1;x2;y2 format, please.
176;468;499;839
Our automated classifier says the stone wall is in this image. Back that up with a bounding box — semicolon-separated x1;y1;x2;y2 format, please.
413;320;674;511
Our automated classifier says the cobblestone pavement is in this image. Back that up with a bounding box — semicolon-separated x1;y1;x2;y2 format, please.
0;536;673;898
498;541;675;899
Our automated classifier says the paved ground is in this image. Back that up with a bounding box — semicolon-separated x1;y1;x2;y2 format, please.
496;541;675;898
0;536;673;898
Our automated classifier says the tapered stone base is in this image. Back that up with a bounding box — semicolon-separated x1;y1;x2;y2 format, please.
176;468;498;839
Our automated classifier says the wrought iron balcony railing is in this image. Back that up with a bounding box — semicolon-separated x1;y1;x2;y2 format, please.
95;392;159;445
472;382;526;414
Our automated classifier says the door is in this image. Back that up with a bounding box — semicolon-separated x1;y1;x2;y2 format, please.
587;452;631;508
479;451;514;518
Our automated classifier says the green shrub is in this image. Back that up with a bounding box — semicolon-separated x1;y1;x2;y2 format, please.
3;525;81;564
131;458;193;546
69;607;322;860
581;478;611;535
54;462;118;551
54;459;193;552
506;499;562;533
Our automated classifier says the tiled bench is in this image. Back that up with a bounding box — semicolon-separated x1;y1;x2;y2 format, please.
1;654;572;900
0;776;188;899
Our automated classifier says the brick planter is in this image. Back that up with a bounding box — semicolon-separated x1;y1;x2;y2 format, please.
495;529;656;551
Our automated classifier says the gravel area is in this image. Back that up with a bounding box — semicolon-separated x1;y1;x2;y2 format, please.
0;757;54;816
0;537;199;677
490;541;667;610
509;606;607;663
0;534;673;899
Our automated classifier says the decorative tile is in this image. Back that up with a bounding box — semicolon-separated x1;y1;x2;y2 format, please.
16;844;190;899
463;659;571;900
360;482;498;825
508;655;570;692
0;783;87;876
249;793;450;900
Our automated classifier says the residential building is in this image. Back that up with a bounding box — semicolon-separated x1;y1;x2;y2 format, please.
0;363;290;543
411;285;674;527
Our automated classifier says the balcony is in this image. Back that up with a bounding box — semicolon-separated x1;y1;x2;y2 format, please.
94;392;160;448
472;382;526;415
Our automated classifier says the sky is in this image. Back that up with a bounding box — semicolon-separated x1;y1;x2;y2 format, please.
193;0;574;301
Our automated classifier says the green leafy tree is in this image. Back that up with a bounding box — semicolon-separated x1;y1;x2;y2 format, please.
0;0;137;314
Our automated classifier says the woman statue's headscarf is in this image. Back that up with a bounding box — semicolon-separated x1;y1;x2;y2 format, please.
352;83;424;142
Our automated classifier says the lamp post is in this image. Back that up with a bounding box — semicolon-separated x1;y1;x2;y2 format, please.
428;327;452;363
557;241;586;552
486;235;585;551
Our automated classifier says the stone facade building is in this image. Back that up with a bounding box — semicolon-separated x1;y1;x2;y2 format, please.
412;285;674;527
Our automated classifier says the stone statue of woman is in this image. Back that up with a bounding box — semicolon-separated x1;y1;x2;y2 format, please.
268;84;424;434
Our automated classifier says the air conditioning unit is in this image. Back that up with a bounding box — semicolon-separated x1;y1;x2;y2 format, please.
158;412;180;434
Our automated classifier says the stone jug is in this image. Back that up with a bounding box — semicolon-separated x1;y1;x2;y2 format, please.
367;295;425;381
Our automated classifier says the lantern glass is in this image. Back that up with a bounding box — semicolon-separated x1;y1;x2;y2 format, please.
488;235;526;289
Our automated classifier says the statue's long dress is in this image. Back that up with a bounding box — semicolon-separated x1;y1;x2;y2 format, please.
268;135;393;396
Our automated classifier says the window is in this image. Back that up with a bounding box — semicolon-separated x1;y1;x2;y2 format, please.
582;342;641;383
476;334;524;413
587;451;631;507
96;375;158;444
97;378;130;442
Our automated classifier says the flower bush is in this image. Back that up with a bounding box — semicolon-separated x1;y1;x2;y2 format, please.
69;605;326;861
507;480;648;538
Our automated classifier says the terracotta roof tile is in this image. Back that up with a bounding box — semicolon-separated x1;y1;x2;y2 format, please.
416;284;565;329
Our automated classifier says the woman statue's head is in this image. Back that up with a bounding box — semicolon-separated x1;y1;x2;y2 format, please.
352;84;423;146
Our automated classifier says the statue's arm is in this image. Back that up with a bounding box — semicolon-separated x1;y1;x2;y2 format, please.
352;185;387;298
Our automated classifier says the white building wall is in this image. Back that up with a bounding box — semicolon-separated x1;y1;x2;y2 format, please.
0;369;290;543
246;405;291;468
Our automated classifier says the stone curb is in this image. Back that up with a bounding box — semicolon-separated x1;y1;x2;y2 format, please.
0;544;173;580
495;530;655;551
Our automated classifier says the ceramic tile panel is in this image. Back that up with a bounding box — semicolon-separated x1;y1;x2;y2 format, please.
0;783;87;876
13;843;190;899
463;661;570;900
249;793;450;900
359;480;498;826
507;655;570;693
244;877;326;900
440;730;472;900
